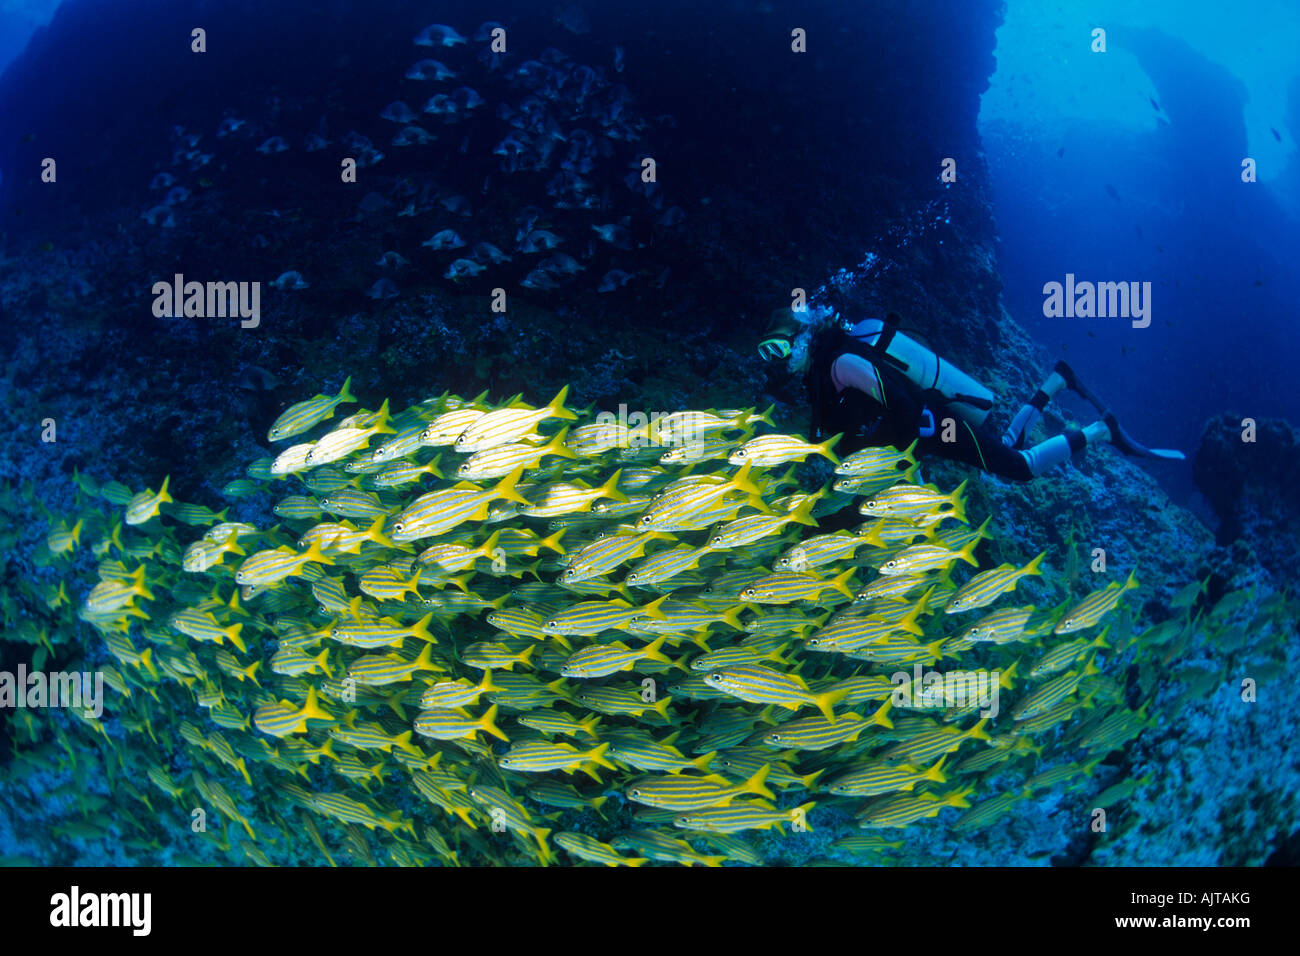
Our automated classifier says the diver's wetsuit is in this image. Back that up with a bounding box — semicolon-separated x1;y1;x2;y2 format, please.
806;321;1083;483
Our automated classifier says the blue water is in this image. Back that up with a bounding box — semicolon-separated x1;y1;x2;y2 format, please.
979;0;1300;508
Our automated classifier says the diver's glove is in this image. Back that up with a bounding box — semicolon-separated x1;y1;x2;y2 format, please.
758;335;792;362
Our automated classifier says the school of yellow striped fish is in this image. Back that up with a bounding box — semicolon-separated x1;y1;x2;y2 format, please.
11;379;1204;866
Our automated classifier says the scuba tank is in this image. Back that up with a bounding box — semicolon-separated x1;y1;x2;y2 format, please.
841;312;994;428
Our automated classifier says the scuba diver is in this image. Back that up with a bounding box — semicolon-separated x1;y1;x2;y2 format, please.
758;305;1184;481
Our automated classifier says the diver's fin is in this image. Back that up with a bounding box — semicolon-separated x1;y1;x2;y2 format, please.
1104;412;1186;461
1053;360;1108;413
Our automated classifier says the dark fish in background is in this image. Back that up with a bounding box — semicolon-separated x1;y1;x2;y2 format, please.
1271;127;1282;142
237;366;280;392
1105;184;1120;202
1056;147;1064;158
1149;96;1161;112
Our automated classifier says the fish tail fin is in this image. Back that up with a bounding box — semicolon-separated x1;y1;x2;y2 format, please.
968;717;992;742
533;829;553;865
800;767;827;789
386;730;417;757
411;641;437;672
224;623;246;654
946;787;974;809
1024;551;1046;577
830;567;857;600
546;426;578;460
817;433;842;464
402;569;423;600
337;375;356;405
788;495;820;528
642;635;672;665
158;475;173;505
493;466;532;506
300;686;334;723
130;565;155;601
691;750;717;773
999;661;1019;690
720;606;747;630
372;398;397;435
365;515;396;548
538;528;567;555
949;480;969;524
638;595;669;620
480;703;510;742
729;461;762;498
600;469;629;504
958;538;980;568
548;384;578;421
925;756;948;784
815;686;852;722
743;764;776;800
898;595;929;636
588;742;618;770
870;697;895;729
301;538;332;568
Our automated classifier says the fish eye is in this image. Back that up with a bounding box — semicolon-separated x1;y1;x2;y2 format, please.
393;522;404;532
630;789;642;798
743;588;755;597
808;639;819;647
711;536;722;545
885;561;896;569
768;733;780;742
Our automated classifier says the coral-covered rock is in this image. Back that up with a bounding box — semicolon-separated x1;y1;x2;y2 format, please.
1193;413;1300;580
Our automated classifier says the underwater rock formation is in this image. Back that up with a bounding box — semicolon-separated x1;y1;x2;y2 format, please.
1193;413;1300;582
